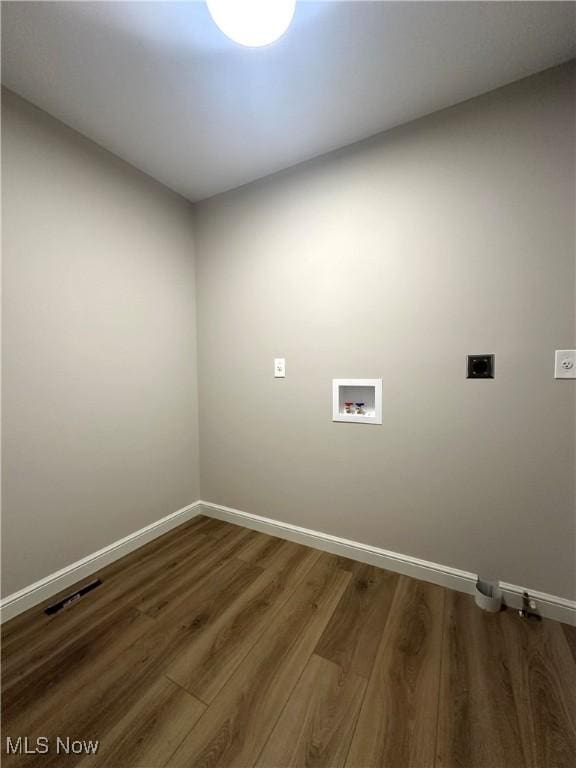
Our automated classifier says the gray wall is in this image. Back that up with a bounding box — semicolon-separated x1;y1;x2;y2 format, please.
3;64;575;602
2;89;200;596
194;64;576;600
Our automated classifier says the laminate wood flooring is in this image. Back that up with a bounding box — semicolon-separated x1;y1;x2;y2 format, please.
2;516;575;767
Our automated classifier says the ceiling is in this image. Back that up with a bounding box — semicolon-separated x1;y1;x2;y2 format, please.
2;2;575;201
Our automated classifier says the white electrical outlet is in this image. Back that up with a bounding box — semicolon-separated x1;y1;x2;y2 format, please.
274;358;286;378
554;350;576;379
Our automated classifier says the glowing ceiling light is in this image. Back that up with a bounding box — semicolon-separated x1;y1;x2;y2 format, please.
206;0;296;47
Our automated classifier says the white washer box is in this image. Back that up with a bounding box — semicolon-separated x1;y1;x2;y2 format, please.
332;379;382;424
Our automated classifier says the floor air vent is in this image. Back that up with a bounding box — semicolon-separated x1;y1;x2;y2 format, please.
45;578;102;616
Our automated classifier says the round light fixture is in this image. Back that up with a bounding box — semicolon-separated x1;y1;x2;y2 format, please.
206;0;296;47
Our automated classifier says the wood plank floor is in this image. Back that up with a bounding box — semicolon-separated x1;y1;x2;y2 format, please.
2;516;575;768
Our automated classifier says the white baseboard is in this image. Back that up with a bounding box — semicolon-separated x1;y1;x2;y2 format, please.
3;498;574;627
199;500;576;627
0;501;203;624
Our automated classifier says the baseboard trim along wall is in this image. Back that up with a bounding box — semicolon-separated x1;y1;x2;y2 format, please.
2;498;574;626
199;500;576;627
0;501;203;623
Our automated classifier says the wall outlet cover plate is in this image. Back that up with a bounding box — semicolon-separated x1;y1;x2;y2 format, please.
555;350;576;379
467;354;494;379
